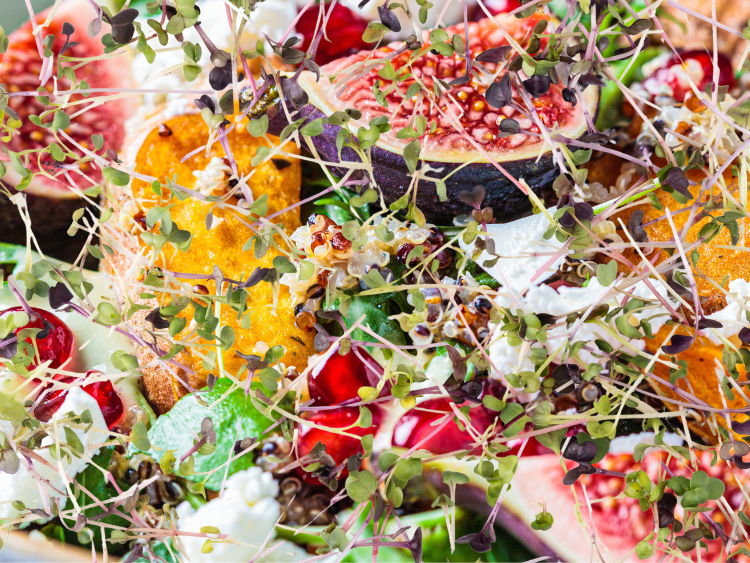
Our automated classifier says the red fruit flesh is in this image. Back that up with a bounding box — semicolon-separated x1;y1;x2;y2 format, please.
34;370;124;429
643;50;735;103
297;406;381;484
0;0;136;197
510;449;748;561
297;3;369;65
308;346;381;406
391;398;497;455
320;14;572;154
478;0;522;17
1;306;74;369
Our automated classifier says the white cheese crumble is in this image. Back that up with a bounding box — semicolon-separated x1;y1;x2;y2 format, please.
176;467;307;562
0;389;108;522
459;211;565;295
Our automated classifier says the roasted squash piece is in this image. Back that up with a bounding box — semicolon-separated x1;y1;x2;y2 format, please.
106;111;313;413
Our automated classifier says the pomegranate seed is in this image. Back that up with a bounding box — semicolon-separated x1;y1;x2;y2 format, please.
317;269;331;288
308;347;381;406
1;307;74;369
396;243;418;266
296;3;369;65
34;371;124;429
391;397;497;454
643;50;734;102
297;406;381;484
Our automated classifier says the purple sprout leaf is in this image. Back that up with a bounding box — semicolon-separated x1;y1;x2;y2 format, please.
48;283;74;310
558;209;576;229
562;440;597;463
458;185;485;208
280;77;309;108
145;308;170;330
697;318;723;330
522;75;551;98
122;546;144;563
475;45;512;63
407;527;423;562
109;8;139;45
378;6;401;32
730;418;750;434
499;118;520;134
562;465;581;485
200;416;217;444
194;95;216;112
664;167;691;199
445;344;468;381
662;334;693;355
209;64;234;91
628;209;648;243
313;323;331;352
485;74;512;109
656;493;677;528
738;327;750;345
573;202;594;222
456;527;493;553
240;267;271;288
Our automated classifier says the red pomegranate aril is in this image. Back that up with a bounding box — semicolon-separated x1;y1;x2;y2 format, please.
643;50;735;103
297;406;381;484
297;3;369;65
308;347;381;406
1;307;74;369
34;370;124;430
392;397;497;455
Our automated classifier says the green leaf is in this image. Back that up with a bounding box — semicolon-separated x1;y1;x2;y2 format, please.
247;115;269;137
500;402;524;424
333;293;406;348
403;139;421;174
596;260;617;287
131;421;151;451
301;118;325;137
102;167;130;187
51;110;70;132
143;379;272;489
62;448;128;547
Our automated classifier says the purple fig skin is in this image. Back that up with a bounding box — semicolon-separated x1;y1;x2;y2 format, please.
268;101;593;223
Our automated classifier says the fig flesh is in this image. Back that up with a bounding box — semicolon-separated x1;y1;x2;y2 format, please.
268;14;599;221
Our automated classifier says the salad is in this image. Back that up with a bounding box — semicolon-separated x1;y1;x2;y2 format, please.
1;0;750;561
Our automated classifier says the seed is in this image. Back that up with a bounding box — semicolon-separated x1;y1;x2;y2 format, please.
474;296;492;315
133;211;148;230
30;130;45;142
192;284;209;295
426;227;443;246
307;284;326;300
307;215;336;231
579;383;599;403
158;123;173;137
310;231;327;252
396;242;417;265
295;310;316;332
684;91;707;113
472;100;485;112
414;325;431;337
457;91;468;101
331;231;352;251
294;303;307;316
317;269;331;288
434;249;453;269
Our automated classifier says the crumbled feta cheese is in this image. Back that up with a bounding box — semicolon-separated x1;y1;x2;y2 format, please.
176;467;307;562
704;279;750;345
0;389;108;522
459;211;564;294
193;156;234;196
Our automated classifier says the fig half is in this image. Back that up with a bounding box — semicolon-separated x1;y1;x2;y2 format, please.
269;14;599;221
